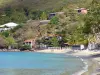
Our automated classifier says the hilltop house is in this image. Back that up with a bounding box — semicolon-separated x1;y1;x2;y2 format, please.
76;8;88;14
48;12;64;19
0;22;18;32
23;39;36;49
48;13;56;19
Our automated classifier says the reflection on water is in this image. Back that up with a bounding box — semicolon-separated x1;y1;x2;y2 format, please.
0;52;84;75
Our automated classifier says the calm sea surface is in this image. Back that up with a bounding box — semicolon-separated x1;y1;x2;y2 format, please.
0;52;84;75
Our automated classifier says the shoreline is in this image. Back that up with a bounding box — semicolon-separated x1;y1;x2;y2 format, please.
36;49;100;75
72;56;88;75
0;48;100;75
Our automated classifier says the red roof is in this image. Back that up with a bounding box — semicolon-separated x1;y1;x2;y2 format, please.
81;9;87;14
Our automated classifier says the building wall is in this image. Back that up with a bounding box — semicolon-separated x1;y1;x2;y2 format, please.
24;40;36;49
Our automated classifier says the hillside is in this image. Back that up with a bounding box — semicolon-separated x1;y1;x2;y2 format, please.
0;0;90;10
0;0;100;49
0;0;13;7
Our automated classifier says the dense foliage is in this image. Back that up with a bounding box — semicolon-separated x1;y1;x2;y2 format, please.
0;0;100;48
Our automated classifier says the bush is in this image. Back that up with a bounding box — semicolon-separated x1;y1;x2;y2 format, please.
2;31;10;37
20;45;31;51
50;37;59;47
50;16;59;25
11;24;24;32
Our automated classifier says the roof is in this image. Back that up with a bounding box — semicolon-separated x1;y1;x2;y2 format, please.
75;8;87;10
3;22;18;27
0;25;6;28
80;8;86;10
49;13;56;14
24;39;35;42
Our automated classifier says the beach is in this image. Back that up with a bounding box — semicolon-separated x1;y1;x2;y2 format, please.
36;49;71;53
36;49;100;75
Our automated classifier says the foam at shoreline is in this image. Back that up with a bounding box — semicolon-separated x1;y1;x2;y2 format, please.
37;50;89;75
37;49;100;75
72;56;88;75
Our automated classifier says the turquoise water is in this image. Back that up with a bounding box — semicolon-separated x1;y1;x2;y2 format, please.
0;52;84;75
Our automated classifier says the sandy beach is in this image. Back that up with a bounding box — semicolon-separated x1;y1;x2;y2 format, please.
36;48;71;53
36;48;100;56
36;49;100;75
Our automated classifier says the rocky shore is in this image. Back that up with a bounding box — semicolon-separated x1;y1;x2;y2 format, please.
0;49;35;52
0;49;20;52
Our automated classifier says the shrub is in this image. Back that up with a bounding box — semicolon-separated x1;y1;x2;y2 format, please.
2;31;10;37
50;37;59;47
20;44;31;51
50;16;59;25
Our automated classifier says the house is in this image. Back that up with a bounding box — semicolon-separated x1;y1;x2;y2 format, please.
23;39;36;49
79;8;88;14
0;22;18;32
3;22;18;29
48;12;65;20
75;8;88;14
48;13;56;20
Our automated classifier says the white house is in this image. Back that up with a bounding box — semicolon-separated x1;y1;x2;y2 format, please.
3;22;18;28
0;22;18;32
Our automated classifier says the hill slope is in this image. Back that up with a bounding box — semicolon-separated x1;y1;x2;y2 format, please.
0;0;89;10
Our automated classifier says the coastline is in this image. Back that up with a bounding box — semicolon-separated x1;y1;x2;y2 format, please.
36;49;100;75
72;56;88;75
35;48;71;54
0;48;100;75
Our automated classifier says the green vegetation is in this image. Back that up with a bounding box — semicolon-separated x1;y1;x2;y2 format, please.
20;45;31;51
40;12;47;20
0;0;88;10
50;16;59;25
50;37;59;47
6;36;16;49
0;34;16;49
0;0;92;24
0;0;100;48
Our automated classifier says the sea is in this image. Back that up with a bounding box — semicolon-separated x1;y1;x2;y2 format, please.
0;52;85;75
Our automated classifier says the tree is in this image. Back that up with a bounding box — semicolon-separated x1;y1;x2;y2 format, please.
29;10;42;20
6;37;16;49
50;16;59;25
11;11;27;23
0;36;7;48
4;6;13;17
2;31;10;37
50;37;59;47
0;16;11;24
83;0;100;34
40;12;47;20
11;24;24;32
